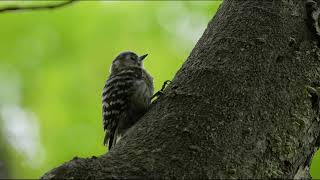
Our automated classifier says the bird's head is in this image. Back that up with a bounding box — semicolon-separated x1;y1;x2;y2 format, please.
110;51;148;73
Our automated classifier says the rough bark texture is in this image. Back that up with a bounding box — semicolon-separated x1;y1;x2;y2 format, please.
41;0;320;179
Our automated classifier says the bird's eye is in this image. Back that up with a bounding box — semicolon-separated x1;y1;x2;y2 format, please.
130;56;136;61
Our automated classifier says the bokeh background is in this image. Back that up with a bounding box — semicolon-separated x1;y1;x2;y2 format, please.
0;1;318;179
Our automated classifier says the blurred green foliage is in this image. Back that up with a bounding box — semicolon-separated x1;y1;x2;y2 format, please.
0;1;318;179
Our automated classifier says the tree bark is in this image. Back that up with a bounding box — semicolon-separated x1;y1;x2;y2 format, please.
41;0;320;179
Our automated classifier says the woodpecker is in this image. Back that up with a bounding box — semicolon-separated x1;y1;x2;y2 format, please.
102;51;154;150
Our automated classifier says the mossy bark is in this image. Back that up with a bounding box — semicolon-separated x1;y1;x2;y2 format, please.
41;0;320;179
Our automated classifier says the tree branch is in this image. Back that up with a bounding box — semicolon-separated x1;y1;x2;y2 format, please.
0;0;76;13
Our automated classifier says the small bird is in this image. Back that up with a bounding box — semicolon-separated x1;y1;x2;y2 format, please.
102;51;154;150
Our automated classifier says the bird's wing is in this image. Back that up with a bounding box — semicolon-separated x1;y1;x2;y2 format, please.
102;67;142;149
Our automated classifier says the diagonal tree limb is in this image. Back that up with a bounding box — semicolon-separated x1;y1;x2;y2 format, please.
0;0;76;13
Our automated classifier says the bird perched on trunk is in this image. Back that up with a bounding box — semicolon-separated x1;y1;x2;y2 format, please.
102;51;154;150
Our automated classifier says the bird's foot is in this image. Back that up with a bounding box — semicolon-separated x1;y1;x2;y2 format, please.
151;80;171;100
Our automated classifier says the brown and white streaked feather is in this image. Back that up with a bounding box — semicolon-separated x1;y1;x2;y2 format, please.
102;67;152;149
102;51;153;150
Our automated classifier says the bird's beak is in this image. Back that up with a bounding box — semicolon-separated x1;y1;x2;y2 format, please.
139;54;148;61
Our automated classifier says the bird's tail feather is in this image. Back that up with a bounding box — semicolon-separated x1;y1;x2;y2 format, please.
103;132;109;147
104;126;118;150
108;133;114;150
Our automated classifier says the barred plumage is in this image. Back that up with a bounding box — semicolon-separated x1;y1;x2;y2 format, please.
102;51;153;150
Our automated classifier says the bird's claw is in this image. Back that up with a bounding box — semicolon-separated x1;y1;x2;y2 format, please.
151;80;171;100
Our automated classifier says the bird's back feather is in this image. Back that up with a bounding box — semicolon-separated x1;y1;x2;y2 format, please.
102;67;143;149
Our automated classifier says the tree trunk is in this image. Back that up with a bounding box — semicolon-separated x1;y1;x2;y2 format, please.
41;0;320;179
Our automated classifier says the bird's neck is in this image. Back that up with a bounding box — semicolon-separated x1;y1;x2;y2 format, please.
111;65;142;74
